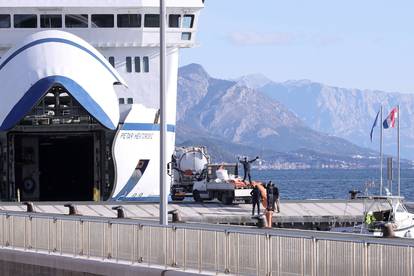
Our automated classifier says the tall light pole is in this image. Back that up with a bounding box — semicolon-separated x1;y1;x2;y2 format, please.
159;0;168;225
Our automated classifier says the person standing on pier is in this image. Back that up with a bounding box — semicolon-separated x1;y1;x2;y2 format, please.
250;185;261;216
273;183;280;213
238;156;259;183
265;181;276;228
266;182;275;212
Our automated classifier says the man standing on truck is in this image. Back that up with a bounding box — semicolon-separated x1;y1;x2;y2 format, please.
238;156;259;183
250;185;261;216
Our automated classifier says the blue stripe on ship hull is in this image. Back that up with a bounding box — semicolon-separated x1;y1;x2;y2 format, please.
122;123;175;132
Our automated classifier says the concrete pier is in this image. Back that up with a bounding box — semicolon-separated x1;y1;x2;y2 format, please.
0;199;374;229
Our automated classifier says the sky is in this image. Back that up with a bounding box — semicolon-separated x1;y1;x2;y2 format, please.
179;0;414;93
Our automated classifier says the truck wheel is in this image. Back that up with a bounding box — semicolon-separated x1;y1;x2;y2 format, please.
171;194;185;201
221;195;234;205
193;190;203;203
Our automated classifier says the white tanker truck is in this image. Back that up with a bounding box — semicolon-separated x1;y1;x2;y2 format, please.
169;146;255;204
169;146;210;201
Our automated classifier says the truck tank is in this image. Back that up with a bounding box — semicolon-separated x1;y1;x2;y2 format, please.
170;146;210;200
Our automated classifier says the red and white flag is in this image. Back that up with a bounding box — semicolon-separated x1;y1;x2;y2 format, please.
383;107;398;129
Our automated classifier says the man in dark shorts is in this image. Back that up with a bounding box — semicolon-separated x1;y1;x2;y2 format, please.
273;183;280;213
250;185;261;216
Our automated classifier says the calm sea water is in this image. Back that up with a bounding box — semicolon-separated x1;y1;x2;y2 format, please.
252;169;414;201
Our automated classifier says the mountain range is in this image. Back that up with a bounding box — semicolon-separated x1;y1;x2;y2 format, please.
175;64;402;169
248;78;414;160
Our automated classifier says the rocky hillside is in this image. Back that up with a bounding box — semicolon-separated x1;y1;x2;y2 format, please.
254;79;414;159
176;64;380;167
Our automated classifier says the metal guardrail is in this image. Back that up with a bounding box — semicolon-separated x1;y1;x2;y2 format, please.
0;211;413;276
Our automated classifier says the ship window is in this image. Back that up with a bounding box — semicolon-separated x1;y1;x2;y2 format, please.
169;14;181;28
126;57;132;72
134;57;141;73
119;98;125;104
144;14;160;28
40;14;62;28
91;14;114;28
143;56;149;73
181;32;192;40
65;14;88;28
0;14;11;28
109;56;115;67
182;15;194;28
117;14;141;28
14;14;37;28
127;98;134;104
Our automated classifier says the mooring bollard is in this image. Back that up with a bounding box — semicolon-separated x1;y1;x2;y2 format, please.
168;209;182;222
253;215;266;228
112;206;125;218
64;203;79;216
348;190;361;200
22;202;34;213
382;223;395;238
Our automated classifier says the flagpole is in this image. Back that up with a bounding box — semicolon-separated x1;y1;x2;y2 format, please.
380;105;383;195
397;105;400;196
159;0;168;225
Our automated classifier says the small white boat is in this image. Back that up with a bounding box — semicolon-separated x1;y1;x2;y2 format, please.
361;195;414;238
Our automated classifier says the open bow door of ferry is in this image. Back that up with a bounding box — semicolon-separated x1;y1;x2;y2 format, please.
0;85;115;202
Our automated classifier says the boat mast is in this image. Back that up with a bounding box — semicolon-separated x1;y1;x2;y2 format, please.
159;0;168;225
397;105;400;196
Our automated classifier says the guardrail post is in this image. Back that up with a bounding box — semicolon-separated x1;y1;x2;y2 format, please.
256;234;260;276
116;224;119;262
183;228;186;270
10;215;13;248
171;226;177;267
53;218;58;252
79;220;84;256
301;238;305;276
102;222;106;260
4;214;9;247
198;229;202;272
409;245;413;276
87;221;91;259
364;241;368;276
215;231;218;274
165;227;168;268
312;237;317;276
132;224;137;264
266;233;271;276
26;216;33;250
224;230;230;274
237;233;240;275
108;221;112;259
138;224;143;264
23;216;27;250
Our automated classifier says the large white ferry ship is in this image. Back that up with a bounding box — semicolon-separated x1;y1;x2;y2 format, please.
0;0;204;201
